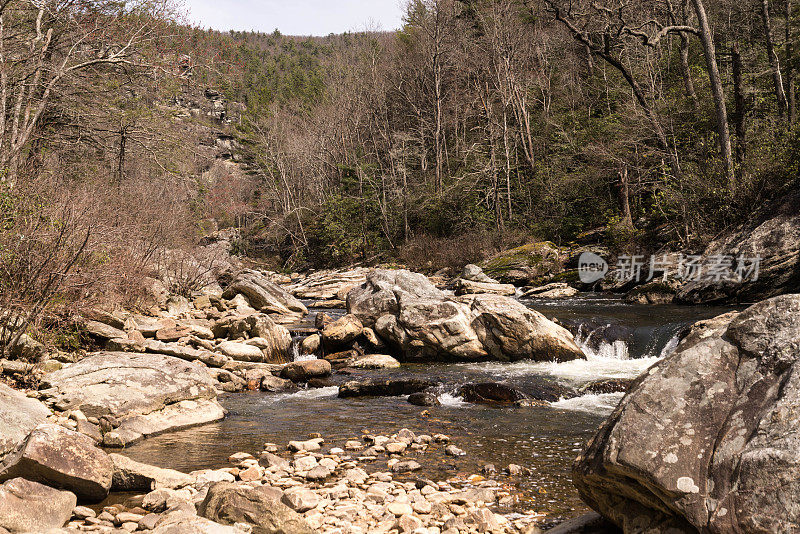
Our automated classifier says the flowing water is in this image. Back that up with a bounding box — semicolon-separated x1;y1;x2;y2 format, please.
121;295;737;522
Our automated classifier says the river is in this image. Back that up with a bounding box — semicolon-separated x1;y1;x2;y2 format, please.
121;294;736;523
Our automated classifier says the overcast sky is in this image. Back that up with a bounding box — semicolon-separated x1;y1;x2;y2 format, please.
185;0;405;36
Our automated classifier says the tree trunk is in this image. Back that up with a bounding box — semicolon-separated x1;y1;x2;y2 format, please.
787;0;796;124
618;166;634;229
761;0;789;120
732;43;746;175
691;0;736;186
680;33;701;112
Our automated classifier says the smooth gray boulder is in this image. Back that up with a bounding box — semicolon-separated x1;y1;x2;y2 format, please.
0;383;50;460
574;295;800;532
223;270;308;316
198;481;313;534
349;270;583;362
0;477;76;533
0;424;112;502
38;352;225;447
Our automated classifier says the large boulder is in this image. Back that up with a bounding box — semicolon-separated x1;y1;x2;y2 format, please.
321;314;363;347
0;424;112;502
198;481;314;534
38;352;225;447
349;271;584;362
109;453;193;491
0;478;76;533
573;295;800;532
0;383;50;460
346;269;443;327
280;360;331;382
676;194;800;304
223;270;308;316
216;341;266;362
152;514;240;534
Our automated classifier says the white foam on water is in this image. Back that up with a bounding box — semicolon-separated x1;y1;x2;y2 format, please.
438;392;468;407
551;392;625;415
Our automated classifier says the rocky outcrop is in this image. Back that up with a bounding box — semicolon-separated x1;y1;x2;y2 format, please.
573;295;800;532
348;269;584;362
223;270;308;316
676;194;800;304
625;280;679;305
38;352;225;447
480;241;566;285
198;481;314;534
0;382;51;459
285;268;368;300
0;424;112;502
0;477;76;533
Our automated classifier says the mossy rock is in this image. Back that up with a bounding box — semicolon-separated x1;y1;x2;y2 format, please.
624;280;680;305
481;242;566;285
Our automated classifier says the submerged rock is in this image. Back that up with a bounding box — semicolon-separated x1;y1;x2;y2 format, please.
338;377;438;398
407;391;440;406
574;295;800;532
39;352;225;447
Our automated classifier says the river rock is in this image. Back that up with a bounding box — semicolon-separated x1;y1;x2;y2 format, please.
676;193;800;304
218;314;291;362
574;295;800;532
349;269;583;362
0;383;50;459
625;280;679;305
152;514;240;534
338;377;438;398
285;268;368;300
84;320;126;340
321;314;363;347
453;278;517;296
0;477;76;533
300;334;320;355
459;383;527;404
39;352;225;447
0;424;112;502
216;341;265;362
407;391;440;406
198;481;313;534
460;264;498;283
109;453;193;491
521;282;579;299
281;487;319;512
349;354;401;369
222;270;308;316
280;359;331;382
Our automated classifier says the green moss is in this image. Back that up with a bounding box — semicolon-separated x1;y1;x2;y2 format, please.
482;241;564;276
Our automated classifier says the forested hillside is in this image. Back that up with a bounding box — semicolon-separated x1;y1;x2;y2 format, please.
207;0;800;269
2;0;799;352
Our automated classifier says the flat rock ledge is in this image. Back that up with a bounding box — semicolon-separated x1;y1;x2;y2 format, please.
36;352;225;447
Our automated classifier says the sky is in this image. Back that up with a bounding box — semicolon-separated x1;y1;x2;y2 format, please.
185;0;406;36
